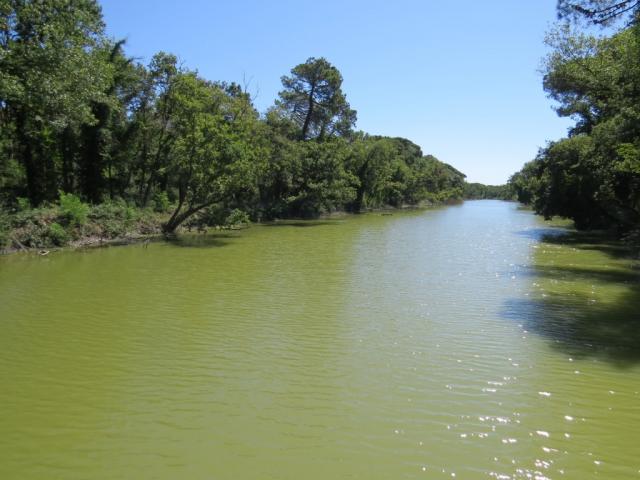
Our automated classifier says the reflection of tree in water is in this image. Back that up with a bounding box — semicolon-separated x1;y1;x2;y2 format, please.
504;230;640;366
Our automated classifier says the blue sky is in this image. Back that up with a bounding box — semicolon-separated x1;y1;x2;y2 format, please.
100;0;573;185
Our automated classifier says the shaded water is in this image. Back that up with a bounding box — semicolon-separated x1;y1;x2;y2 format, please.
1;200;638;479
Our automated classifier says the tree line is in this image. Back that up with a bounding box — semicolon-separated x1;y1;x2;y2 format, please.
463;183;514;201
0;0;467;248
509;1;640;234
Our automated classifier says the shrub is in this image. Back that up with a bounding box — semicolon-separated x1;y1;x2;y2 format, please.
89;200;129;238
125;205;137;221
199;204;227;226
10;206;57;248
47;222;69;246
16;197;31;211
87;200;149;238
153;192;170;213
58;191;89;227
225;209;250;228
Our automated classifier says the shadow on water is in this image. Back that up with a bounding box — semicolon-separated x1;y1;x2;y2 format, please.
540;230;636;260
166;233;236;249
504;229;640;367
518;264;640;284
514;227;568;242
261;220;337;228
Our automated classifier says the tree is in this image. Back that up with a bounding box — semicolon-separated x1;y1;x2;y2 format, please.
161;72;264;233
78;39;137;203
463;183;514;200
275;57;356;140
133;52;180;207
0;0;110;204
257;127;357;219
511;24;640;231
346;135;395;212
0;3;472;241
282;140;356;217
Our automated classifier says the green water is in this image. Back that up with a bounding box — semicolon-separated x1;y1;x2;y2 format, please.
1;200;638;479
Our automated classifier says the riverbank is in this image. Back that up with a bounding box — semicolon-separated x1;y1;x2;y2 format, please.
0;197;167;255
0;196;460;255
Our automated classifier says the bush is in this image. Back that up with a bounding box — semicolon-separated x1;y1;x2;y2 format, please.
9;206;57;248
225;209;250;228
58;191;89;227
88;200;138;238
153;192;170;213
16;197;31;211
0;199;164;250
47;222;69;246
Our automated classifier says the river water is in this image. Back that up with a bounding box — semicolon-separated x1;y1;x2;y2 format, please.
1;200;638;479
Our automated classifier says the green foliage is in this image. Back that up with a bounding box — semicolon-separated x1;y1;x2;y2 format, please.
153;192;171;212
345;135;396;211
0;0;111;204
47;222;69;246
286;140;356;217
88;200;137;237
16;197;31;211
1;199;162;249
0;155;23;204
225;209;250;227
0;207;10;249
58;191;89;227
258;133;466;217
511;23;640;232
0;3;470;243
464;183;514;200
275;57;356;140
161;71;265;232
615;143;640;174
9;205;58;248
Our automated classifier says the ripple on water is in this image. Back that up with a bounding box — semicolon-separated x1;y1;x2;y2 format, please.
0;201;639;479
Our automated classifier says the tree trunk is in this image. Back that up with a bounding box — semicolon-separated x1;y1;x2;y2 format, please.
353;186;366;213
301;83;316;140
143;91;175;206
352;157;371;213
142;132;174;207
60;127;76;193
15;109;42;205
162;191;231;234
162;202;212;234
81;102;110;203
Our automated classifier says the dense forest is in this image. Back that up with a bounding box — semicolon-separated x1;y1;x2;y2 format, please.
0;0;472;250
510;1;640;235
463;183;514;200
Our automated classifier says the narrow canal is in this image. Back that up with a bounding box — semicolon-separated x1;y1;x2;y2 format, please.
1;200;638;479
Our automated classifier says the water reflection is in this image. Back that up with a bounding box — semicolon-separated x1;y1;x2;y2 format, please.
261;220;339;228
165;232;237;248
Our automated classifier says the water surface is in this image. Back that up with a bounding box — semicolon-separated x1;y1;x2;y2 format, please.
1;200;638;479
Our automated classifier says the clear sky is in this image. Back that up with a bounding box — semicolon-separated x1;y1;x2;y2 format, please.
100;0;573;185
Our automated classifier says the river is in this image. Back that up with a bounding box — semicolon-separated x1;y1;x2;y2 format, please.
1;200;638;479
